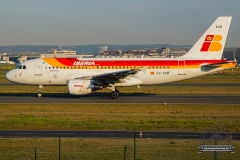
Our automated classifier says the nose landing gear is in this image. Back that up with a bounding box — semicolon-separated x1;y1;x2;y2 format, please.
38;85;43;97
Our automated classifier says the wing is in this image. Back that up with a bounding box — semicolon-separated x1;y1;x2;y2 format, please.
76;69;141;85
92;69;140;80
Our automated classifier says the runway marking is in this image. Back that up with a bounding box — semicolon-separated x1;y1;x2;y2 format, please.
54;133;74;135
14;133;35;135
176;135;198;137
93;133;115;136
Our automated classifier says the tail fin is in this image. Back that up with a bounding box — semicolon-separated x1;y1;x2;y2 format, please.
181;16;232;59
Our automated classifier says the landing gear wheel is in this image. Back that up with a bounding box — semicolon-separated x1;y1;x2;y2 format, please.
110;91;119;99
38;93;42;97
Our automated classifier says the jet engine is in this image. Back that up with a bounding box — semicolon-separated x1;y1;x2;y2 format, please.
68;79;102;95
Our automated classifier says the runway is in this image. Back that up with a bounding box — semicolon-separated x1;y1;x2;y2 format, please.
0;130;239;140
0;93;239;104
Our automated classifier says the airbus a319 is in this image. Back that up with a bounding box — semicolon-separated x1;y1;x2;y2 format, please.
6;17;235;99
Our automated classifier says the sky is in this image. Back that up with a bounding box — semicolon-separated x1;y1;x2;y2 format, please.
1;0;240;47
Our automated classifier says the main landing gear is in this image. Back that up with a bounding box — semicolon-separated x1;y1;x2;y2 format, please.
110;89;120;99
38;85;43;97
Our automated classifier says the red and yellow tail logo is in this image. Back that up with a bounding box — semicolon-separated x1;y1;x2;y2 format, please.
200;35;222;52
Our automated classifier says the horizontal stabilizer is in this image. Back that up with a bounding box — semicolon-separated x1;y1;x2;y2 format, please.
200;61;232;72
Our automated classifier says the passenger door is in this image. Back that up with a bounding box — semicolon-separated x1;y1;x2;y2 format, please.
34;61;42;75
178;60;186;75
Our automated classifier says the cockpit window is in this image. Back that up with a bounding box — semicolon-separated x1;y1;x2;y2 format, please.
15;65;26;69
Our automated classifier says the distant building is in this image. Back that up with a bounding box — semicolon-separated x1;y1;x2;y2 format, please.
98;46;108;54
222;48;240;61
0;53;10;61
0;53;16;64
48;49;76;55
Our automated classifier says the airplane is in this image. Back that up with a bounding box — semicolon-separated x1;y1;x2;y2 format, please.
6;16;236;99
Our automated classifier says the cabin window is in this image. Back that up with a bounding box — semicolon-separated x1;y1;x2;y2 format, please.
23;65;26;69
18;65;22;69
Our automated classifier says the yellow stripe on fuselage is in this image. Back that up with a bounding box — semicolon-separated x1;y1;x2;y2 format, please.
43;58;65;67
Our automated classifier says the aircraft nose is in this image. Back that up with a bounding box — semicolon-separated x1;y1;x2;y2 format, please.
6;70;14;82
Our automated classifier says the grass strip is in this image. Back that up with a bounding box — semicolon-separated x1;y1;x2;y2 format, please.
0;104;239;132
0;138;239;160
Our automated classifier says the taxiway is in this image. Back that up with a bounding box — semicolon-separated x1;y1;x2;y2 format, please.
0;93;239;104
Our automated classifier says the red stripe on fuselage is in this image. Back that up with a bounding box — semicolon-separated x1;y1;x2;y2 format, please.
53;58;226;67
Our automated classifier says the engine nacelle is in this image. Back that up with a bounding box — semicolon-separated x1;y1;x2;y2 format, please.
68;79;102;95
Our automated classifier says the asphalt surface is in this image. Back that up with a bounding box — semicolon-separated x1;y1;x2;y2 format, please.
0;93;239;104
0;130;239;140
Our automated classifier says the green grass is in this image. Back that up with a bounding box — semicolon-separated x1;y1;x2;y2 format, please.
0;138;239;160
0;64;16;83
0;64;16;70
0;104;239;132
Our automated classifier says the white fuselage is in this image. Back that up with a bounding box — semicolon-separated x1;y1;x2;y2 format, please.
6;58;233;86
